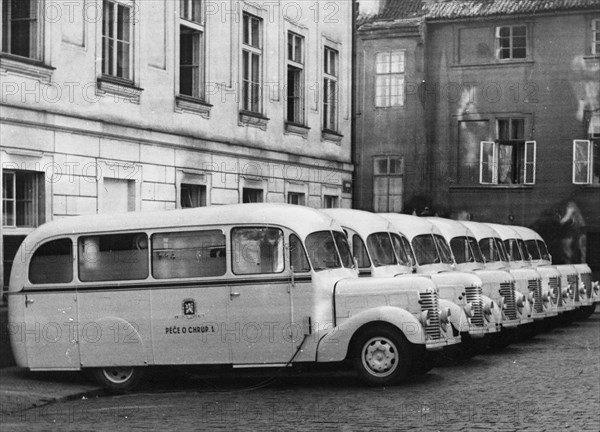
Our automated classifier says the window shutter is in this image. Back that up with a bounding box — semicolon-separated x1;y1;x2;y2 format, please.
524;140;536;184
480;141;497;184
572;140;591;184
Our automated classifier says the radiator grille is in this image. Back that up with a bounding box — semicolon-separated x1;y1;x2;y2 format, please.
567;274;579;302
549;276;562;307
500;281;517;320
465;285;484;327
528;279;543;313
419;291;441;340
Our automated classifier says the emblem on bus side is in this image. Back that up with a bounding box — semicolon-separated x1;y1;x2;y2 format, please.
183;299;196;316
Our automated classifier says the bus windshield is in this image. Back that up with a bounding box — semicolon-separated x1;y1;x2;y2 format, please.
305;231;353;271
536;240;551;261
524;240;541;260
411;234;439;265
504;239;523;262
450;236;484;264
390;233;414;267
434;235;454;265
366;233;397;267
479;237;506;263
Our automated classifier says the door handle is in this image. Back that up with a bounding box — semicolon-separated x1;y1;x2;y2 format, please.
230;292;240;299
25;296;35;307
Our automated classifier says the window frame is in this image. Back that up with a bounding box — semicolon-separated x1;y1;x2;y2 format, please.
102;0;134;81
323;194;339;209
495;24;528;61
287;192;305;206
1;0;44;61
373;156;404;212
2;170;43;228
573;139;593;184
286;31;305;125
323;46;339;132
180;183;207;208
374;51;405;108
179;0;205;100
230;226;285;275
592;18;600;56
241;12;263;114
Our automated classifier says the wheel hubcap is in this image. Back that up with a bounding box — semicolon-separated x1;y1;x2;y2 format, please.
102;367;134;384
362;337;398;377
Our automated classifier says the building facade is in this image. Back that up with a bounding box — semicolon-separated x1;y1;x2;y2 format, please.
0;0;354;298
356;0;600;273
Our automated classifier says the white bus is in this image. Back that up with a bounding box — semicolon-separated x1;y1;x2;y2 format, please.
7;204;460;391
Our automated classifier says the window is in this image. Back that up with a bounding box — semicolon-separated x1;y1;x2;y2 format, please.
323;47;339;131
323;195;339;208
480;119;536;185
2;170;44;227
181;183;207;208
180;0;204;99
290;234;310;273
593;19;600;55
352;235;371;269
287;192;305;205
375;51;404;107
287;32;305;124
496;25;527;60
242;13;262;113
373;156;403;212
573;140;593;184
29;239;73;284
242;188;263;203
152;230;225;279
1;0;42;60
102;0;133;80
231;227;284;275
78;233;149;282
366;233;397;267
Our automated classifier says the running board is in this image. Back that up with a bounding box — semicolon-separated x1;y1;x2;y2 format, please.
232;363;290;368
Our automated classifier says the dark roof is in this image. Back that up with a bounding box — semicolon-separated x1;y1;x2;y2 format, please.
359;0;600;27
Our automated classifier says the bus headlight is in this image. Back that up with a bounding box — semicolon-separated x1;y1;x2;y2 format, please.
439;307;451;325
542;292;550;303
483;302;493;315
463;303;473;318
516;297;525;308
420;310;431;326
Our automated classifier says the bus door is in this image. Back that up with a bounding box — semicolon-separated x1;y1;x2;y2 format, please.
228;227;293;364
24;238;80;369
149;230;231;364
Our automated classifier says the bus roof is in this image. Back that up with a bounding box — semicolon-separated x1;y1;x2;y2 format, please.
379;214;440;241
510;225;544;242
21;204;341;246
321;209;397;239
425;217;474;242
486;223;522;241
459;221;501;240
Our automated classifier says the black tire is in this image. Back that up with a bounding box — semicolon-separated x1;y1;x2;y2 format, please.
353;326;412;386
90;367;144;394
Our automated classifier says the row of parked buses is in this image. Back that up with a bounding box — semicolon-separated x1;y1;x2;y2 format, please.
7;204;598;392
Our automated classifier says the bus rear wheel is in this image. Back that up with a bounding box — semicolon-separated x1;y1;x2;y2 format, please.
90;367;144;394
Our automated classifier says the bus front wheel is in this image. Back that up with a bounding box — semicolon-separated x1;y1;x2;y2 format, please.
91;367;144;394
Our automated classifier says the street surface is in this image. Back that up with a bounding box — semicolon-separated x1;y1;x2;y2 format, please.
2;314;599;431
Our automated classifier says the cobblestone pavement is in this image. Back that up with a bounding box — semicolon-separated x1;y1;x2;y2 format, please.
2;313;599;431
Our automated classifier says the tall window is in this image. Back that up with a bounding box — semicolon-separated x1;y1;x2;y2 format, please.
375;51;404;107
242;13;262;113
373;156;403;212
181;183;207;207
323;47;339;131
573;113;600;184
287;32;305;124
2;171;44;227
102;0;133;80
1;0;42;60
593;19;600;55
496;25;527;60
480;119;536;185
180;0;204;99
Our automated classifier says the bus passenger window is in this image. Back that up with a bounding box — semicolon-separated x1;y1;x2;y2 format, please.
29;239;73;284
152;230;226;279
231;227;284;275
290;234;311;273
78;233;149;282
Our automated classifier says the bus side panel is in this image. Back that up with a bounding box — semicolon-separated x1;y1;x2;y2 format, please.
77;291;151;367
22;292;81;370
8;295;28;368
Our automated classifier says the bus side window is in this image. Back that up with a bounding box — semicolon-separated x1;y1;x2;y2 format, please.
231;227;284;275
290;234;310;273
78;233;149;282
151;230;226;279
29;238;73;284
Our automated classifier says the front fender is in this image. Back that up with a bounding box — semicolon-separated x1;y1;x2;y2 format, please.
439;298;469;334
316;306;424;363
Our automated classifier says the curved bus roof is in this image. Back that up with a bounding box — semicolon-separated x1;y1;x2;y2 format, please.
460;221;501;240
321;209;396;239
425;217;474;240
379;213;440;241
486;223;521;241
20;204;341;248
511;225;544;242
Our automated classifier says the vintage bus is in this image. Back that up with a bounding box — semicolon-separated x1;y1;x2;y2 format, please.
378;214;503;339
425;218;524;338
7;204;460;391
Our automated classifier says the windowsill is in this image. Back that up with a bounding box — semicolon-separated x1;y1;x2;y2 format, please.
239;110;269;131
449;184;534;191
97;75;144;104
175;95;212;119
583;55;600;60
452;59;534;69
321;129;344;144
0;53;54;82
284;122;310;138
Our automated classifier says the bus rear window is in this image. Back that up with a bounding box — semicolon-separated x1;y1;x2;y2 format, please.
78;233;149;282
152;230;226;279
29;238;73;284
